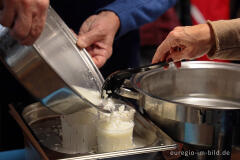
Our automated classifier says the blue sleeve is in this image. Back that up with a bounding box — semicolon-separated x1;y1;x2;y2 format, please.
98;0;177;37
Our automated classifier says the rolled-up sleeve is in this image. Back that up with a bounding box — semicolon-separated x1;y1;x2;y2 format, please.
207;19;240;60
98;0;177;37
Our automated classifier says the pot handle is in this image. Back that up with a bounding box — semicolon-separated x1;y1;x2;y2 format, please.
101;62;167;99
116;87;140;100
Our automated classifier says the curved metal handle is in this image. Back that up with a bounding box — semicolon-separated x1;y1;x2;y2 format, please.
116;87;140;100
101;62;167;99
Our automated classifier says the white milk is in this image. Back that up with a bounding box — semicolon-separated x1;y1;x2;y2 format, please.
72;86;102;105
97;119;134;153
97;105;135;153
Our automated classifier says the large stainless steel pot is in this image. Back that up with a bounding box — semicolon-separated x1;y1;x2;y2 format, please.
103;61;240;159
0;7;106;114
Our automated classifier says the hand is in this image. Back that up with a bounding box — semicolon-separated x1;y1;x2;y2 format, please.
77;11;120;68
152;24;215;67
0;0;49;45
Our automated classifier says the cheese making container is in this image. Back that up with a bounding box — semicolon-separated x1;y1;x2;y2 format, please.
103;61;240;159
96;104;136;153
0;6;106;114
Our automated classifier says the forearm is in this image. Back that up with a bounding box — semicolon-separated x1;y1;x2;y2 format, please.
207;19;240;60
98;0;177;37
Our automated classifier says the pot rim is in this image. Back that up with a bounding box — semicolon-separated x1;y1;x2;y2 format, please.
131;61;240;110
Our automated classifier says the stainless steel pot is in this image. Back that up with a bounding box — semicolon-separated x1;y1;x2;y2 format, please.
103;61;240;159
0;7;106;114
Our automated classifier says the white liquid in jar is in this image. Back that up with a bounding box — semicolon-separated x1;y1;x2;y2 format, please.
97;119;134;153
62;86;135;153
97;105;135;153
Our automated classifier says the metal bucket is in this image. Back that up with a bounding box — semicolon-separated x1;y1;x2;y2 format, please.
0;7;104;114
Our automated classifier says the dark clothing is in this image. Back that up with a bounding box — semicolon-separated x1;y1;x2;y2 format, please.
230;0;240;18
100;30;141;78
0;62;35;151
50;0;177;38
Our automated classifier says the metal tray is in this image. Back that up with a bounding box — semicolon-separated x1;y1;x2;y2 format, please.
22;103;177;160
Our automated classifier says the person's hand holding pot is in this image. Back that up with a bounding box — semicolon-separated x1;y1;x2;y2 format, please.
0;0;49;45
152;24;215;68
77;11;120;68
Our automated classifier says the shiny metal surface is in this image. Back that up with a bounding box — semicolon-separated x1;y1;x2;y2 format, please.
105;61;240;159
133;61;240;110
133;61;240;150
101;62;167;98
0;7;107;114
22;102;177;160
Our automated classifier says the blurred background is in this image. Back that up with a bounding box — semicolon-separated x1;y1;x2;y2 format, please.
139;0;240;65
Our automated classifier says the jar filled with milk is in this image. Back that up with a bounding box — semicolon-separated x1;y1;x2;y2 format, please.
61;86;136;153
97;104;135;153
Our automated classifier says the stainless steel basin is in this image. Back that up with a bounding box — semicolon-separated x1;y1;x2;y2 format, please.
105;61;240;159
